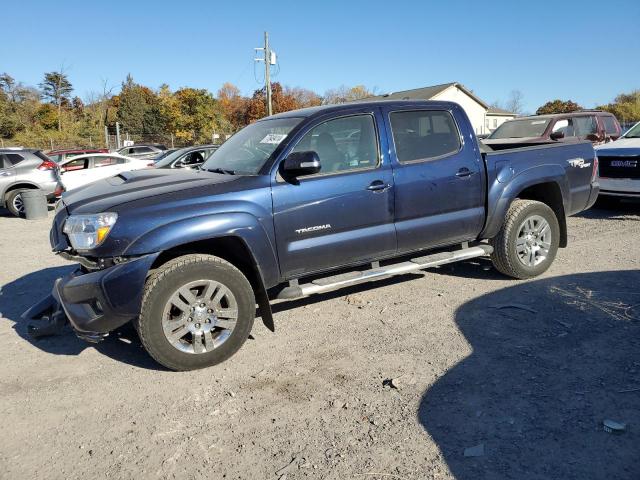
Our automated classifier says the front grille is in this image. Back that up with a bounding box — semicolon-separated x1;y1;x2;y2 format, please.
598;155;640;179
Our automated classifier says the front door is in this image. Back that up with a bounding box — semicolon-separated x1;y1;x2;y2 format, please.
271;110;396;279
383;106;485;252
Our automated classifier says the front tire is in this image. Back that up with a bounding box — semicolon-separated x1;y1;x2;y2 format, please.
490;199;560;279
136;254;255;371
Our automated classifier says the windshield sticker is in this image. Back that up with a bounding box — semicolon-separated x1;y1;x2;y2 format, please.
260;133;287;144
531;120;546;125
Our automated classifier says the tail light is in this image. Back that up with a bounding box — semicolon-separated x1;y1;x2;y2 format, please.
37;160;58;171
147;162;155;167
53;184;64;197
592;154;599;182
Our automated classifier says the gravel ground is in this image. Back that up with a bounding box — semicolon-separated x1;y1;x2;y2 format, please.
0;201;639;480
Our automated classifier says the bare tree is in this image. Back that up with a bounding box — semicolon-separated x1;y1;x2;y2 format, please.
505;90;525;115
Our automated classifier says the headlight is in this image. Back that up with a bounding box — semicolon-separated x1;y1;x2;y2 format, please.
63;213;118;250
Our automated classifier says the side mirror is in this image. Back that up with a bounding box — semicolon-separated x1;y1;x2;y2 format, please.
586;133;602;142
282;151;321;177
550;131;565;140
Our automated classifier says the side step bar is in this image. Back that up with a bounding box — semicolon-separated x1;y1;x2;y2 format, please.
277;244;493;300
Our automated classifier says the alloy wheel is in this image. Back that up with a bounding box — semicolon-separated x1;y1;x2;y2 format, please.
161;279;238;354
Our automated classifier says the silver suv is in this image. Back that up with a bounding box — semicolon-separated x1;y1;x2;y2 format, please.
116;144;167;160
0;149;61;216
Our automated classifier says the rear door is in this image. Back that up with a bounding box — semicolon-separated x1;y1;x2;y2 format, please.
90;156;123;180
59;157;90;190
383;105;485;253
0;154;17;196
271;109;396;278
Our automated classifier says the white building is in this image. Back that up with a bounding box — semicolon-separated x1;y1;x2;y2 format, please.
369;82;516;135
486;106;516;133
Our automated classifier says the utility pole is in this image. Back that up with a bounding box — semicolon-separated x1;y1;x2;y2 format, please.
255;31;276;116
115;122;121;149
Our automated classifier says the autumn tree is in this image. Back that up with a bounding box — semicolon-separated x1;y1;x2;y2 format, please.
173;88;227;144
323;85;373;104
536;99;582;115
217;82;249;131
244;83;294;123
285;86;322;108
40;71;73;131
598;90;640;124
116;75;168;134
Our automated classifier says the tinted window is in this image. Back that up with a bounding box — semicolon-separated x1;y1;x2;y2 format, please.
135;147;153;153
551;118;576;137
5;153;24;166
574;116;597;137
181;150;206;166
93;157;117;168
63;158;88;171
603;116;619;135
390;110;460;163
489;118;550;139
291;114;379;174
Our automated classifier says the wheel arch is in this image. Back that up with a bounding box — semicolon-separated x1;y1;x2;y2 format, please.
2;182;39;207
482;167;569;247
516;182;567;248
147;235;275;332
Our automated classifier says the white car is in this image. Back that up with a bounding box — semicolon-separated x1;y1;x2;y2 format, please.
59;153;151;191
595;122;640;199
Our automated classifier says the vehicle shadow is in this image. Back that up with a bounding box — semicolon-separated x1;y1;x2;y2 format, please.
576;198;640;220
0;265;164;370
419;270;640;479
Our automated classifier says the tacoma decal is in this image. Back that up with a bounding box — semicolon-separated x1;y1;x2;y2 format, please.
295;224;332;234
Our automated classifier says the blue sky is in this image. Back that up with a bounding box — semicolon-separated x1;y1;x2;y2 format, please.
2;0;639;113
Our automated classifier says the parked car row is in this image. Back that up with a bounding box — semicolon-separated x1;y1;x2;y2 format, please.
0;143;223;216
483;111;640;200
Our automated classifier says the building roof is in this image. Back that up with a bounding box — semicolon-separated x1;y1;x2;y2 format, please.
487;106;516;116
365;82;489;109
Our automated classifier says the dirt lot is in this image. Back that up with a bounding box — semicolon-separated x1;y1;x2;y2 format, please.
1;202;639;480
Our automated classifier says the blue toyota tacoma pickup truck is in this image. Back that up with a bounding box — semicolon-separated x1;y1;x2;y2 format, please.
25;100;600;370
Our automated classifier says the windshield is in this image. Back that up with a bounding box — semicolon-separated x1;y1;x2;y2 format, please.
623;122;640;138
489;118;551;139
201;117;302;174
153;148;191;167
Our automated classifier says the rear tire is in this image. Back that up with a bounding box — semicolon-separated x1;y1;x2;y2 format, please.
5;189;26;217
490;199;560;279
136;254;255;371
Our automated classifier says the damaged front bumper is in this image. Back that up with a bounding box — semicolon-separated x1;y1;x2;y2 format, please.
22;252;160;342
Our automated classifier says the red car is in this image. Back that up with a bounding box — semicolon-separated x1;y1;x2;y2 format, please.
46;148;108;163
483;111;622;150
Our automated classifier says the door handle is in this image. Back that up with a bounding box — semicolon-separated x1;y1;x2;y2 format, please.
456;167;472;178
367;180;391;192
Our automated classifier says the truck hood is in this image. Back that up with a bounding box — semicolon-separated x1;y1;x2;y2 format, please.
595;137;640;154
62;168;238;214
